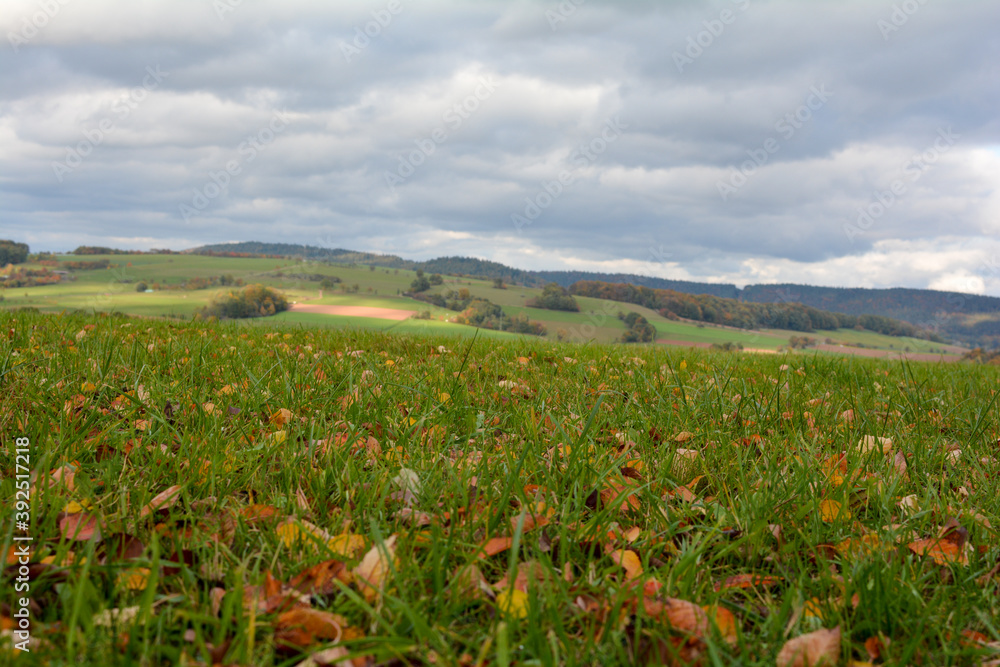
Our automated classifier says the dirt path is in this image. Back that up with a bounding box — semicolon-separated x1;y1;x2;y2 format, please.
289;304;414;321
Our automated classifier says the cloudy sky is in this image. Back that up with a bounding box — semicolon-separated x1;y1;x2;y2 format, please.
2;0;999;294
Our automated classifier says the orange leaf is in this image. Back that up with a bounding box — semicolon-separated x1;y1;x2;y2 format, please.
642;597;709;637
704;605;738;645
907;538;968;566
776;626;841;667
478;536;514;558
274;607;346;649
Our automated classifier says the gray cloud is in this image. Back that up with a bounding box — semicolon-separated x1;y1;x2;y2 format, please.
1;0;998;295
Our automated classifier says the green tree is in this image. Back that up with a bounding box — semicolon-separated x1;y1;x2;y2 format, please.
0;240;29;265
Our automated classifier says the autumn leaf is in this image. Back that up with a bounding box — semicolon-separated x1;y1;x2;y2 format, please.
352;535;398;603
451;563;495;601
641;597;709;638
714;573;782;592
908;537;968;566
140;485;182;519
117;567;152;591
290;560;352;596
59;512;102;542
270;407;293;427
819;499;850;522
608;549;643;580
478;536;514;558
274;607;346;650
327;533;368;558
776;626;841;667
495;588;529;619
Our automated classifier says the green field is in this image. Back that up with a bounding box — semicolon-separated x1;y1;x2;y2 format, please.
0;254;969;358
1;310;998;665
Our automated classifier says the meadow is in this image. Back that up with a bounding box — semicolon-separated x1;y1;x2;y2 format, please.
0;254;966;358
1;309;998;665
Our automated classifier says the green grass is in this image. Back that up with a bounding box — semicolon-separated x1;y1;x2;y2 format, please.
1;310;998;665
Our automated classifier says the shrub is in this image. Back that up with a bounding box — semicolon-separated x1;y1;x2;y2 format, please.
135;282;148;292
527;283;579;312
196;284;289;319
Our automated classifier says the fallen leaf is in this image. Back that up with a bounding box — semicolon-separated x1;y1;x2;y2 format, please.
290;560;352;596
674;431;694;443
820;499;850;522
714;573;782;592
609;549;643;580
275;607;345;650
705;605;738;645
908;537;968;566
92;606;143;628
451;563;495;601
59;512;102;542
642;597;709;637
117;567;152;591
270;407;294;427
776;626;841;667
140;485;182;519
352;535;397;602
495;588;529;619
327;533;368;558
479;536;514;558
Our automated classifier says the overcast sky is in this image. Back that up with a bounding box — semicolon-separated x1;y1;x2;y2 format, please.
2;0;999;294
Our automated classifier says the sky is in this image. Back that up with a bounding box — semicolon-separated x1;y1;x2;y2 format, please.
2;0;999;295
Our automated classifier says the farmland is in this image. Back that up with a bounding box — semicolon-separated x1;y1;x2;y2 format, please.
1;309;998;665
0;254;968;359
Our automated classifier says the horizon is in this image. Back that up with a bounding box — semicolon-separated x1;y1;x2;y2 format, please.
3;0;999;297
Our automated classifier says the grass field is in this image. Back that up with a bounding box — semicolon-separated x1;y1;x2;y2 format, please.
0;254;970;358
1;310;998;665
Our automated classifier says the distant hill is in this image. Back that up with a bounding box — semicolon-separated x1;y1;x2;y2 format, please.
187;241;1000;347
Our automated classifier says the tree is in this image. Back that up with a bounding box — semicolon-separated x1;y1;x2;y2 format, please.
135;282;148;292
411;269;431;293
527;283;579;311
0;240;29;265
196;284;289;319
429;273;443;285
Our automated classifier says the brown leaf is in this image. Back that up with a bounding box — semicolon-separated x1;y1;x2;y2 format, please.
892;451;908;478
478;536;514;558
352;535;397;603
275;607;346;651
714;573;782;592
59;512;102;542
776;626;841;667
642;597;709;638
608;549;643;580
290;560;352;596
140;485;182;519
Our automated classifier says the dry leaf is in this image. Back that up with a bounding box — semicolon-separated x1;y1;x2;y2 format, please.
59;512;102;542
140;485;182;518
479;536;514;558
776;626;841;667
352;535;397;602
290;560;352;596
495;588;529;619
275;607;346;649
609;549;643;580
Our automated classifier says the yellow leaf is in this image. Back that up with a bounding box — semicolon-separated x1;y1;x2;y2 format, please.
385;359;395;367
439;392;451;403
202;402;216;414
277;519;330;550
81;381;96;392
496;588;529;619
820;500;850;522
117;567;152;591
327;533;368;558
63;499;93;514
679;360;687;370
609;549;643;580
271;430;287;444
